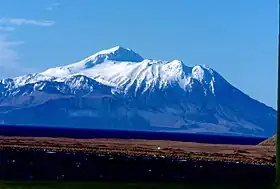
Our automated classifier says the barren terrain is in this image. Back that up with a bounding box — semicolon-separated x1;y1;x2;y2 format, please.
0;136;276;165
258;135;276;146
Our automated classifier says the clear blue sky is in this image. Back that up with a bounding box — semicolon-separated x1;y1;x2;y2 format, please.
0;0;278;108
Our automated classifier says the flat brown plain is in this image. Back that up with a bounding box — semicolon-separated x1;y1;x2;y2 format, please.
0;136;276;165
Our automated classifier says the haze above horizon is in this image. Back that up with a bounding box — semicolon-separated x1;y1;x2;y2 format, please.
0;0;278;108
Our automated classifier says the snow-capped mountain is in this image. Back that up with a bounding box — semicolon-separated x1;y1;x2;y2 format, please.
0;46;276;137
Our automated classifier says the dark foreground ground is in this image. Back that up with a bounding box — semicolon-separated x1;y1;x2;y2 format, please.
0;136;276;188
0;181;274;189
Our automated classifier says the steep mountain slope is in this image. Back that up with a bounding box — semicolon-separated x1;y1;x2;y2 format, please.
0;46;276;137
258;135;276;146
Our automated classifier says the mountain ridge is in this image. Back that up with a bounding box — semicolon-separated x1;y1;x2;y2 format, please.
0;46;276;137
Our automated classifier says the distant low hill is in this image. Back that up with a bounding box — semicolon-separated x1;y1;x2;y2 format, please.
258;135;276;146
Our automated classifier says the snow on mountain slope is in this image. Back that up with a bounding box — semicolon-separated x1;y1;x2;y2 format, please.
8;46;218;96
0;46;276;137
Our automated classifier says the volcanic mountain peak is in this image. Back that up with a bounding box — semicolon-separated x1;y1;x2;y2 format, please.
7;46;220;96
0;46;276;137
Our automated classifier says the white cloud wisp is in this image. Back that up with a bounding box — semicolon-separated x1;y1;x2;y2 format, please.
0;18;55;27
